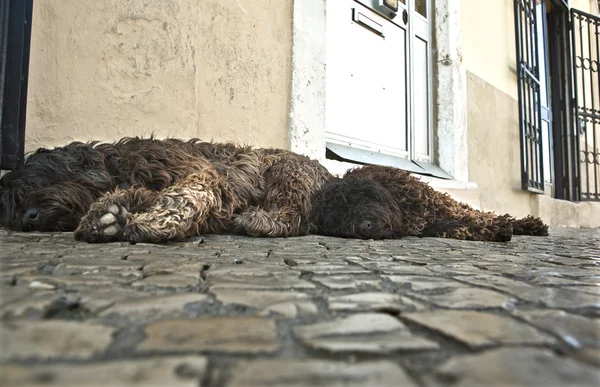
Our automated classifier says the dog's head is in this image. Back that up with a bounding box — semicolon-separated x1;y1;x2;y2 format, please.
310;178;401;239
0;144;113;232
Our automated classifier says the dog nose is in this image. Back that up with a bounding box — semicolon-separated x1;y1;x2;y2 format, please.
359;220;372;234
23;208;40;231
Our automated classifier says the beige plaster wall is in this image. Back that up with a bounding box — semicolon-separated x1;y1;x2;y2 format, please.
466;71;533;218
460;0;519;100
25;0;293;153
460;0;596;100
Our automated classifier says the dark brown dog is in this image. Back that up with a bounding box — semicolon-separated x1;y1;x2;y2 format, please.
0;137;332;243
1;138;547;243
310;165;548;242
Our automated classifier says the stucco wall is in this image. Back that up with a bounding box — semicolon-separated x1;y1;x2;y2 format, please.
466;71;533;217
460;0;519;100
460;0;596;100
25;0;293;152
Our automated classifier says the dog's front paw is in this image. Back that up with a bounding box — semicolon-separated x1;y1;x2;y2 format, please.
74;204;129;243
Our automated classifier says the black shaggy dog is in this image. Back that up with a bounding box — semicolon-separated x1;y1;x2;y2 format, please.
0;137;332;243
310;165;549;242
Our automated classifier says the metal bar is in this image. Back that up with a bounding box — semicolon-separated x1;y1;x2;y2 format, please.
0;0;9;124
0;0;33;170
571;8;582;201
578;11;591;199
0;0;9;157
525;65;533;188
532;2;544;189
539;1;555;189
549;12;566;199
515;0;526;189
577;110;600;119
561;9;575;200
594;13;600;199
515;0;529;190
522;65;541;86
528;74;537;187
567;10;580;202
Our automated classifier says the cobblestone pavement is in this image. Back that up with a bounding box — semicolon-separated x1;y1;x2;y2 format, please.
0;227;599;386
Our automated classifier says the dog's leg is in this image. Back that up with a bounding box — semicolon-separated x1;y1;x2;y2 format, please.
234;156;331;237
75;172;233;243
233;206;305;237
422;212;514;242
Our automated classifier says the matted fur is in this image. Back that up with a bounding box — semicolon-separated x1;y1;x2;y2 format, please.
0;137;332;243
310;165;549;242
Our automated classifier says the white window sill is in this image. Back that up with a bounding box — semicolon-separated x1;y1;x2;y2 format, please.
322;159;478;191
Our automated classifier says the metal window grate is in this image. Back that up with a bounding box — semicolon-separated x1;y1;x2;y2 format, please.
514;0;545;193
548;7;579;201
571;8;600;201
0;0;34;171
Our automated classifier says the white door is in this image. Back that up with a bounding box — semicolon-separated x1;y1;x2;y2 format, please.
326;0;434;171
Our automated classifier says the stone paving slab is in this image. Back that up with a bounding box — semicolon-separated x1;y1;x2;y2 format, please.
0;227;599;386
293;313;440;353
0;356;207;387
228;359;418;387
138;317;279;354
425;348;600;387
0;320;115;361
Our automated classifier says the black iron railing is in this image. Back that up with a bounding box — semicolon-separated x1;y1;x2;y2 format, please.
548;4;579;201
571;8;600;201
514;0;546;193
0;0;34;170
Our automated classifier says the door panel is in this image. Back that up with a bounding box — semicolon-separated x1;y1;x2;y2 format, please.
412;36;429;158
327;1;409;156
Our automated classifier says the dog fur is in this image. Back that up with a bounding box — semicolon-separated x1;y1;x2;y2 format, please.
0;137;332;243
310;165;549;242
1;138;548;243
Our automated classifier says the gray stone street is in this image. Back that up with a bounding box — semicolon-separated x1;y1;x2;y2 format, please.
0;227;599;386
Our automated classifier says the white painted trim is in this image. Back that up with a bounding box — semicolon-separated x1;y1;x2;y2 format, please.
288;0;327;161
432;0;469;182
290;0;471;184
417;175;478;190
323;158;478;190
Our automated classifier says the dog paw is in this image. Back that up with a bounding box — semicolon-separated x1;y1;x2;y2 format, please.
75;204;129;243
233;208;296;237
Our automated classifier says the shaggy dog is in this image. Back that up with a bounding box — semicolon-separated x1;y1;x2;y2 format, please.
310;165;548;242
0;137;332;243
0;137;547;243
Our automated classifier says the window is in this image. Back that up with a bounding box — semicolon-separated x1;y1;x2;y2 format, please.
513;0;600;201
